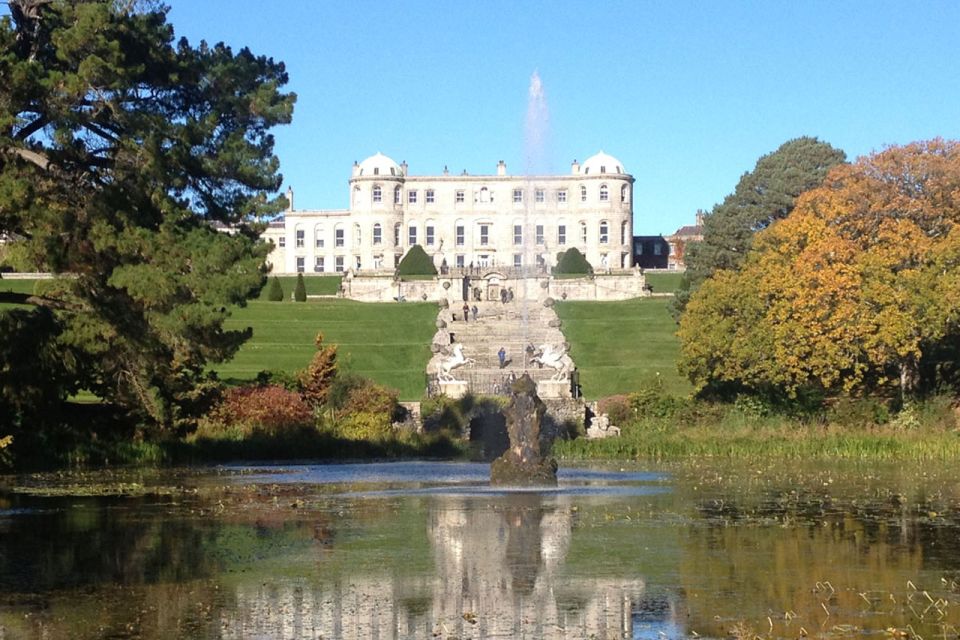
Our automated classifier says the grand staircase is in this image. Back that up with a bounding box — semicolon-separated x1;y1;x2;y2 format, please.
426;299;574;397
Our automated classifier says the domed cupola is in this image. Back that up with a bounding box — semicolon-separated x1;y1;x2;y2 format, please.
355;152;403;178
580;151;625;176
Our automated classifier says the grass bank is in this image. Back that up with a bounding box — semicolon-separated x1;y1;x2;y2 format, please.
218;299;437;400
257;275;341;299
555;297;689;398
642;271;684;292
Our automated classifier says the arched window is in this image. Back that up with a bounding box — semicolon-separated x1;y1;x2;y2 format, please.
394;185;401;204
599;184;609;202
599;220;609;244
372;185;382;203
373;223;382;245
314;224;324;248
394;222;401;246
354;223;361;247
580;221;588;245
580;185;587;202
620;184;628;202
621;221;628;245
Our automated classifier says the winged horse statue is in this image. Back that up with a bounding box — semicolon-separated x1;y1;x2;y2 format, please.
438;343;475;381
530;344;571;381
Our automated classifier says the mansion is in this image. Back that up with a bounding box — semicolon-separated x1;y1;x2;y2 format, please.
263;151;635;274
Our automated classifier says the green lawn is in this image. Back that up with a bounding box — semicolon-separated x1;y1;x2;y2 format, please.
643;271;684;293
258;275;341;299
555;297;690;399
218;299;437;399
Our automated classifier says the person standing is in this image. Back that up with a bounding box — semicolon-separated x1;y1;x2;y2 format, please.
471;305;478;321
498;346;506;368
462;302;470;322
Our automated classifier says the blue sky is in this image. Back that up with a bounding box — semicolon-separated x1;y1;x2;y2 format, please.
113;3;960;233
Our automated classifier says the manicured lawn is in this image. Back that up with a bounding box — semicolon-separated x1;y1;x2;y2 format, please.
218;299;437;399
0;278;40;295
258;275;341;299
555;297;691;399
643;271;684;292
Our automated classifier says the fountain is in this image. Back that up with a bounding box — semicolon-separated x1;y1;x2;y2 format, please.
490;374;558;486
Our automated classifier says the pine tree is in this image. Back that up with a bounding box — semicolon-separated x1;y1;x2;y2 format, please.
294;274;307;302
267;277;285;302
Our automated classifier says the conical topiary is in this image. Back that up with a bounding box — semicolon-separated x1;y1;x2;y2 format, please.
396;244;438;277
294;273;307;302
267;276;284;301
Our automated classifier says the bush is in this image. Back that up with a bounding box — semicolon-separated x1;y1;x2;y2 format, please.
554;248;593;275
421;394;470;435
396;245;437;277
332;411;394;441
294;273;307;301
826;397;890;428
597;395;632;426
339;381;400;420
300;332;338;407
211;385;313;434
267;276;284;301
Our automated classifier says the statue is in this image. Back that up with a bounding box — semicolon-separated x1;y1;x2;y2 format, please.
490;374;558;486
438;343;475;382
529;344;571;381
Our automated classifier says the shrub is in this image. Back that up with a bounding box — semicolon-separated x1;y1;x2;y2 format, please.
597;395;632;426
826;397;890;428
332;411;394;441
421;394;470;435
396;245;438;276
339;382;400;420
267;276;284;301
254;369;301;391
554;247;592;275
212;385;313;434
294;273;307;301
300;332;338;407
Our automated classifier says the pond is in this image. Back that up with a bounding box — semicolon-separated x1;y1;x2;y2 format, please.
1;460;959;639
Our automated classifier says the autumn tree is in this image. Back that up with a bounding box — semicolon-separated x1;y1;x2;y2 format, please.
679;140;960;401
673;137;846;317
0;1;295;432
300;332;338;408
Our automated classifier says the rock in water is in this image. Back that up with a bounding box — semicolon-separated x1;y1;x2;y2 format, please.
490;374;558;486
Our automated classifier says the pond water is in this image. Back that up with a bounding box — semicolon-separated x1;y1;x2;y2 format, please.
2;460;960;639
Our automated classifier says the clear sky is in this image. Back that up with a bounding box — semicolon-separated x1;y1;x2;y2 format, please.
95;2;960;233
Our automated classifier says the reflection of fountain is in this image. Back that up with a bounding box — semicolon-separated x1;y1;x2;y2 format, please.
490;374;558;486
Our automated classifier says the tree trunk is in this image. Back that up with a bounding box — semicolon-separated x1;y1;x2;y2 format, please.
899;354;920;401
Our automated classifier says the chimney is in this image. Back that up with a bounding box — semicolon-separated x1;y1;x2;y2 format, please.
571;159;580;174
497;160;506;176
286;186;294;211
695;209;705;227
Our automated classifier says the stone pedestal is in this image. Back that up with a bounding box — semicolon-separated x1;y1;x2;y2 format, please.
536;379;571;399
438;380;469;399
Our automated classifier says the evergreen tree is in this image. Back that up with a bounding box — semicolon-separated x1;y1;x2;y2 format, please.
0;1;296;431
672;137;846;318
267;276;285;302
396;245;437;276
554;248;593;275
294;273;307;302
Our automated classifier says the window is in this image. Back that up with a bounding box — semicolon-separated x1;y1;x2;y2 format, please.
426;189;435;204
355;256;361;270
354;223;361;247
296;256;304;272
557;189;567;203
455;254;465;268
621;184;628;202
600;220;609;244
621;221;628;245
514;254;522;267
513;189;523;204
637;244;644;255
456;190;465;203
654;243;662;256
296;228;304;248
335;226;344;248
535;189;545;203
314;226;324;248
335;256;344;273
314;256;324;272
394;185;401;204
456;225;465;246
513;224;523;245
373;223;382;245
480;224;490;245
580;185;587;202
408;190;417;204
599;184;609;202
408;225;417;246
372;185;382;203
373;167;379;176
535;224;544;245
426;225;435;246
580;222;588;244
278;236;286;248
558;225;566;245
394;223;401;246
600;165;606;174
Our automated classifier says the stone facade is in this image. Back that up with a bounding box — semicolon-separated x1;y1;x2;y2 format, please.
263;151;635;275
